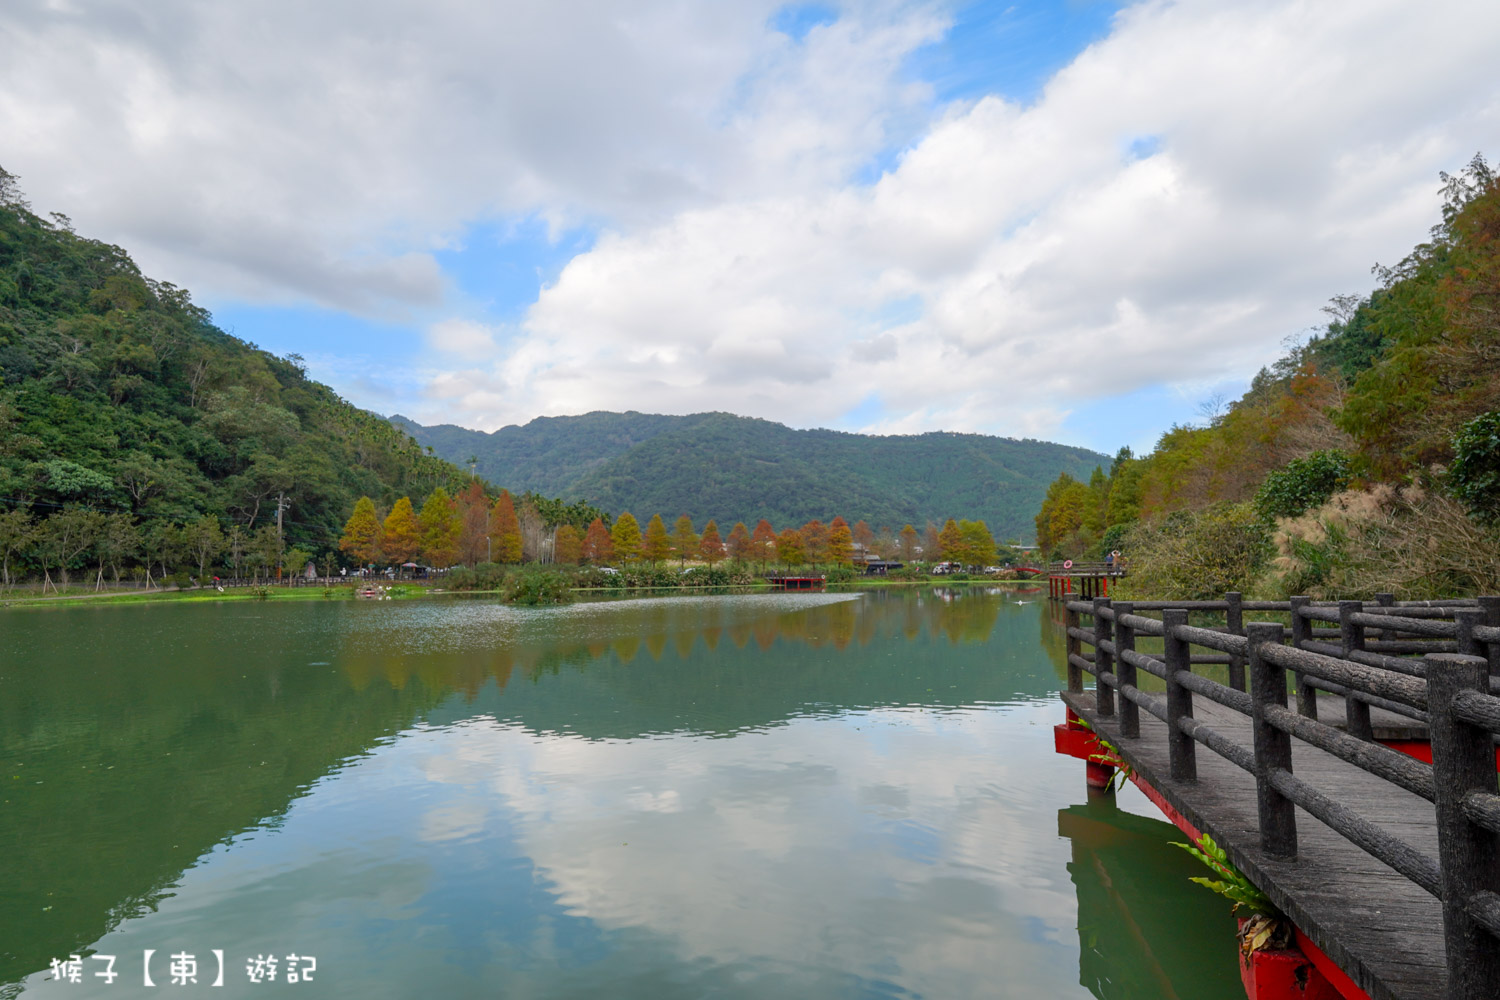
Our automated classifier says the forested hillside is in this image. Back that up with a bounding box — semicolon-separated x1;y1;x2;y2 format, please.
0;168;471;580
393;410;1108;542
1034;155;1500;600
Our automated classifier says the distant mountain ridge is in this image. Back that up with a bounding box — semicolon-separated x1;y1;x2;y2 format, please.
390;411;1107;542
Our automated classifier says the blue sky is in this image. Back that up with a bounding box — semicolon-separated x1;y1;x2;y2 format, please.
6;0;1493;457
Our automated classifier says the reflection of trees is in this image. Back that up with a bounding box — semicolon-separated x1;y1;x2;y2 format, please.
0;590;1064;986
1059;795;1241;999
1;608;451;985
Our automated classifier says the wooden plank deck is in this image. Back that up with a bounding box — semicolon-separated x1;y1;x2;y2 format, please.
1062;688;1447;1000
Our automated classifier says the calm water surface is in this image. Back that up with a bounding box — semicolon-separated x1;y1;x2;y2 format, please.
1;589;1240;998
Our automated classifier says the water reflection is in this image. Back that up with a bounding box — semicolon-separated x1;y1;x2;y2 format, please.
1;588;1239;998
1060;794;1242;999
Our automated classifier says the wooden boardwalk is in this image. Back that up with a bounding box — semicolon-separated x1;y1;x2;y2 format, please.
1056;594;1500;1000
1066;689;1445;1000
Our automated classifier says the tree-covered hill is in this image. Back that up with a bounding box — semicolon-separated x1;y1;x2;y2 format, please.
392;410;1108;541
0;169;470;558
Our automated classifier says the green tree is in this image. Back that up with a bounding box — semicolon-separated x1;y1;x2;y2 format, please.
382;497;421;565
37;508;104;590
184;515;226;579
419;486;462;568
1448;411;1500;523
284;545;313;578
0;509;34;586
339;496;382;565
959;519;997;567
250;523;281;579
611;512;643;563
642;514;671;566
488;490;523;564
671;514;698;567
93;512;138;586
698;520;724;566
142;521;185;587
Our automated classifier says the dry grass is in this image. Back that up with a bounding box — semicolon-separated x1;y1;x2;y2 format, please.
1264;482;1500;599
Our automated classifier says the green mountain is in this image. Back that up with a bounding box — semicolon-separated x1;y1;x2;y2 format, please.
391;410;1108;541
0;176;469;557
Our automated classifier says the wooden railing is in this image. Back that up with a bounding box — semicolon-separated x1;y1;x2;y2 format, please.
1064;592;1500;998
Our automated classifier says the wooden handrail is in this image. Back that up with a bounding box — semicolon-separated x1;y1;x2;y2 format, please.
1064;591;1500;997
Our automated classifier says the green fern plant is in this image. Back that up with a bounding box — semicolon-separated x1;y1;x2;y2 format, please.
1075;717;1134;793
1174;834;1277;917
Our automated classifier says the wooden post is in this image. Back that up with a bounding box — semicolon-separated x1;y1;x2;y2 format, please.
1225;591;1245;692
1456;608;1484;658
1426;653;1500;999
1478;595;1500;683
1290;596;1317;719
1341;600;1374;740
1066;603;1082;693
1248;622;1296;858
1374;591;1395;641
1163;608;1196;782
1094;597;1114;717
1115;602;1138;739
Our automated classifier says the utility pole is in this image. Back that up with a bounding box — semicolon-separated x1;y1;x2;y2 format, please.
275;492;289;581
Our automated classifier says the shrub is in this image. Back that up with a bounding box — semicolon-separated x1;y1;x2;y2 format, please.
1253;450;1351;521
502;569;574;605
824;566;858;583
1449;410;1500;524
1113;503;1272;601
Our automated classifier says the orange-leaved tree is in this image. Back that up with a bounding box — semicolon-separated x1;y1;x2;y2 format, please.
382;497;420;565
938;519;963;564
699;520;724;566
776;528;805;568
800;520;828;566
583;517;614;564
339;496;382;566
899;524;918;561
488;489;523;564
671;514;698;567
827;516;853;566
456;481;490;566
727;522;752;564
554;524;582;564
752;519;777;570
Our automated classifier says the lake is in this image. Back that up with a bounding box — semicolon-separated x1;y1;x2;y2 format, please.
1;588;1241;998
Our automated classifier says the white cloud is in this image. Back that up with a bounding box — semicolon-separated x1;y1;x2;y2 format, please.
414;0;1500;436
4;0;1499;439
0;0;942;315
425;318;498;359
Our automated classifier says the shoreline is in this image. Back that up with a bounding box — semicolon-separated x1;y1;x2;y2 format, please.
0;576;1040;611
